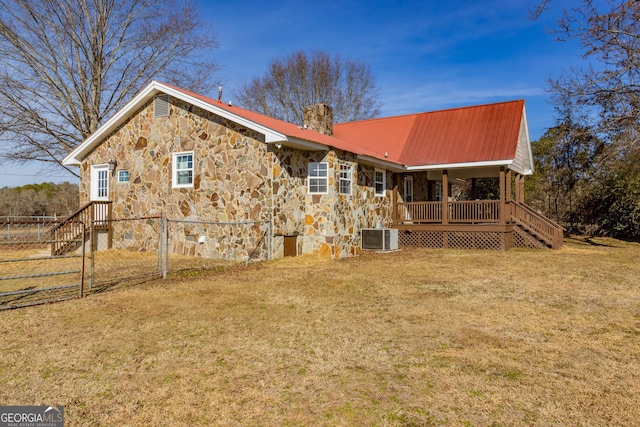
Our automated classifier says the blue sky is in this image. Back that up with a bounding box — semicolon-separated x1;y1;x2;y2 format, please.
0;0;583;187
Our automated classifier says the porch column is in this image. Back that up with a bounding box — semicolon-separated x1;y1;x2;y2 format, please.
506;169;512;203
499;166;506;224
518;174;526;203
442;169;449;224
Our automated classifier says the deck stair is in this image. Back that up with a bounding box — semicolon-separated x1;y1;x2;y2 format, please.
510;202;564;249
50;201;112;255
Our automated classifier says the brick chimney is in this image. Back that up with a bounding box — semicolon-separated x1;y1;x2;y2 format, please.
303;104;333;136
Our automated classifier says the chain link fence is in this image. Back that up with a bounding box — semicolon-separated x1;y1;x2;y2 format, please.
88;217;163;291
1;216;271;309
165;219;271;274
0;220;86;309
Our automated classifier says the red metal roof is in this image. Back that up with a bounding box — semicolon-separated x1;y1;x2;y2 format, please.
161;83;384;159
163;83;524;167
333;100;525;166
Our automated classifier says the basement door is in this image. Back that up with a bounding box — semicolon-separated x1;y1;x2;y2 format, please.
284;236;298;257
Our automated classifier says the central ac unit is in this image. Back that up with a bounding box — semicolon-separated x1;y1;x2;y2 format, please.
361;228;398;251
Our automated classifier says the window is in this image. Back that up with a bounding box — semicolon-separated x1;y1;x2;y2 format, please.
435;181;443;201
96;167;108;199
339;164;352;195
154;94;169;118
118;170;130;183
404;176;413;202
308;162;328;194
173;152;194;188
374;169;386;196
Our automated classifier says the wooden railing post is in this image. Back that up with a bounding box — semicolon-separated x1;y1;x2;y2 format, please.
442;170;449;225
499;167;506;224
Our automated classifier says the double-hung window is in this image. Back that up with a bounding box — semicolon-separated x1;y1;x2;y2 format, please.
339;164;352;195
374;168;386;196
308;162;328;194
173;151;194;188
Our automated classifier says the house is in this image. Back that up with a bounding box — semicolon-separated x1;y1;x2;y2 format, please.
59;81;562;259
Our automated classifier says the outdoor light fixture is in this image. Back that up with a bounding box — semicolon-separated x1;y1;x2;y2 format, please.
108;160;117;172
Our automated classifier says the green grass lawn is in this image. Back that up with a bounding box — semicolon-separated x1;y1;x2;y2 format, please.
1;236;639;426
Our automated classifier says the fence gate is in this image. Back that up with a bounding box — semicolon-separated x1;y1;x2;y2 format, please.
0;220;86;310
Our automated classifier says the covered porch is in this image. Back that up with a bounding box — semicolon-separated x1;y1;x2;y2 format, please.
391;167;563;250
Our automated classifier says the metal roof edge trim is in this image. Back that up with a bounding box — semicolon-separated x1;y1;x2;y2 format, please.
356;154;406;172
405;159;514;171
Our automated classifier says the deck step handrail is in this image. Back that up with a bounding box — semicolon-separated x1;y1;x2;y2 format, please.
511;202;564;249
50;201;112;255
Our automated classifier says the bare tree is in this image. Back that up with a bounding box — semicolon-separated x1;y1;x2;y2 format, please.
234;50;381;124
0;0;219;176
536;0;640;133
528;0;640;237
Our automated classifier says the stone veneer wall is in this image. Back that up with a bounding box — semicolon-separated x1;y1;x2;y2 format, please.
80;94;394;260
80;97;272;259
271;147;393;258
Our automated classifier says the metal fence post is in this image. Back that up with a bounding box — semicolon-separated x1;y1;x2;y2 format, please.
163;217;169;278
158;217;163;277
267;213;272;261
80;226;86;298
89;222;95;290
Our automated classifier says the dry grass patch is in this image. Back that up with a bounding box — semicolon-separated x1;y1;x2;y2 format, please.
1;236;639;425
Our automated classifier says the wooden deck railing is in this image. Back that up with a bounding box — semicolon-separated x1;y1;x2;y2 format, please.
397;201;442;223
511;202;564;249
50;201;112;255
394;199;564;249
448;200;500;223
396;200;500;224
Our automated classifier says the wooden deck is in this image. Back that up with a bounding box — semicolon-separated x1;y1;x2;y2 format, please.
392;199;564;250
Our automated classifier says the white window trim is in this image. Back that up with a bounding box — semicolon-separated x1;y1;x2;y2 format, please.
435;181;443;201
374;168;386;197
339;163;352;195
404;175;413;202
172;151;194;188
308;161;329;194
117;170;130;183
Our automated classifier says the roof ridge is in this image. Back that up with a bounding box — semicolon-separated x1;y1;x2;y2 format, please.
336;99;524;126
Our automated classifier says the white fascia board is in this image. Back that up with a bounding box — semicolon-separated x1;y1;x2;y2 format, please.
522;104;535;175
62;81;288;166
278;136;330;151
63;82;159;166
405;159;513;172
356;155;406;172
158;84;287;144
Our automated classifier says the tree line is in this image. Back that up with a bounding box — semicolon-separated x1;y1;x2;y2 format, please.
527;0;640;239
0;182;78;218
